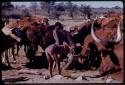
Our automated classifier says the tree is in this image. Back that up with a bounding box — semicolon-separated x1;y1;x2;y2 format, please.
1;2;14;19
40;1;55;17
80;5;92;19
21;4;26;8
93;11;98;18
15;5;19;10
52;2;66;20
112;6;121;9
21;8;31;17
1;2;13;10
65;1;78;19
56;2;65;11
30;2;38;14
52;9;61;20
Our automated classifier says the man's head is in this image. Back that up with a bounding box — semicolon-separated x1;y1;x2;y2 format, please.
55;22;63;30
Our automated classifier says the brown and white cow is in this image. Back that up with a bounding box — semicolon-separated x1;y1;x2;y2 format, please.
81;15;123;81
0;19;22;69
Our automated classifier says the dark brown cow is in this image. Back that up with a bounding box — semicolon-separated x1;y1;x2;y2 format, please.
18;19;74;66
63;19;103;70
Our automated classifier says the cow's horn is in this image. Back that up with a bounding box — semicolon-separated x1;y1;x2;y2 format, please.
91;22;102;43
113;21;122;43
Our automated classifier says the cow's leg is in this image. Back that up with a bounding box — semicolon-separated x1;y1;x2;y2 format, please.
56;61;61;75
16;43;20;56
5;50;11;67
32;43;37;50
2;52;6;63
30;44;36;63
26;45;35;63
89;52;97;70
99;52;105;72
87;53;91;69
24;44;27;54
100;57;108;73
100;54;118;75
11;45;16;63
31;48;35;63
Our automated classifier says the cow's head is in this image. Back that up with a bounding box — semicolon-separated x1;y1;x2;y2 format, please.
80;16;122;69
42;18;49;26
17;18;32;31
91;20;122;46
30;17;49;26
2;19;22;42
96;14;121;29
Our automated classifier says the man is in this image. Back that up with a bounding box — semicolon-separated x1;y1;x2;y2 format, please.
53;22;74;46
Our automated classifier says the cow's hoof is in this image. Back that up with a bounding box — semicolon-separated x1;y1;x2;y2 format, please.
13;60;17;64
43;75;50;80
100;67;121;76
105;76;113;83
7;66;13;69
91;67;97;70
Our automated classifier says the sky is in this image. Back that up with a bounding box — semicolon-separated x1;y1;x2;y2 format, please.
11;1;123;8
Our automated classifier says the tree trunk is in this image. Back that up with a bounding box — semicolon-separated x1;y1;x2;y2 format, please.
87;13;91;19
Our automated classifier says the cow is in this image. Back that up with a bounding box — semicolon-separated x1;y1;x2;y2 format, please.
1;17;48;68
1;19;21;65
17;19;74;68
45;42;73;77
11;19;31;57
0;19;22;69
5;17;48;67
98;14;124;82
110;43;123;81
70;19;102;45
81;15;123;81
1;19;16;65
63;19;103;70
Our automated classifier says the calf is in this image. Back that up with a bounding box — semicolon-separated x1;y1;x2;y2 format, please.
45;42;73;77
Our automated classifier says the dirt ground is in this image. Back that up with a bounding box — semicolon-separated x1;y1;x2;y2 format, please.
2;20;122;84
2;46;122;84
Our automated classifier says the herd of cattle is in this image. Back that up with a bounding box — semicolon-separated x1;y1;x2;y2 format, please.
0;13;124;82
